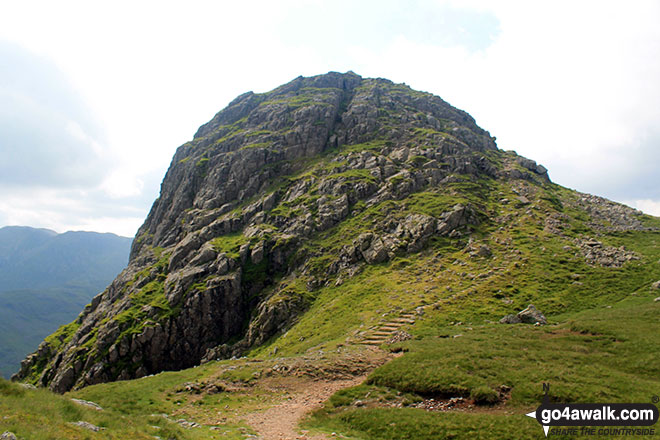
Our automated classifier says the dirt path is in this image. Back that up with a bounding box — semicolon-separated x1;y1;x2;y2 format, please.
242;374;366;440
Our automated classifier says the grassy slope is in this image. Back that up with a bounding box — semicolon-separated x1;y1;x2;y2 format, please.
1;357;275;439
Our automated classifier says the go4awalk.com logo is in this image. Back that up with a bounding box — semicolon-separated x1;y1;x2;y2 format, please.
525;384;659;437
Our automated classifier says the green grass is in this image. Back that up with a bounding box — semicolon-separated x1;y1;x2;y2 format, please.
44;321;81;353
0;378;191;439
403;190;469;217
210;233;249;259
306;408;542;440
1;356;272;439
307;297;660;439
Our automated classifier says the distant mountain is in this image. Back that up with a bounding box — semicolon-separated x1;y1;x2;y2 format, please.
0;226;131;378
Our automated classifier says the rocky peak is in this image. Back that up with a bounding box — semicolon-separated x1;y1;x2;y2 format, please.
15;72;564;393
131;71;496;259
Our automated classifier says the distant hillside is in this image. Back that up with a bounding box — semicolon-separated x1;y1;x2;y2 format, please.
0;226;131;378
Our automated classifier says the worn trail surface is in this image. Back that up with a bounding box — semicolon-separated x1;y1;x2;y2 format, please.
243;374;365;440
240;348;394;440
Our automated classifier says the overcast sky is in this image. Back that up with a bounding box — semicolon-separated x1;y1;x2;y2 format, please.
1;0;659;237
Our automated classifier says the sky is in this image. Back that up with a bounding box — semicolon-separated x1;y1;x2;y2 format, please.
1;0;659;237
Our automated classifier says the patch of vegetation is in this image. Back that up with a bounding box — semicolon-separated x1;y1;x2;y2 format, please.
211;233;249;259
331;168;378;183
239;142;271;151
403;191;468;217
44;320;81;352
408;155;429;167
245;129;272;138
260;91;335;110
340;140;387;153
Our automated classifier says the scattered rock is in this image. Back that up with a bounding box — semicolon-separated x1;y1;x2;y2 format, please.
71;398;103;411
1;432;18;440
576;237;639;268
652;281;660;290
570;193;656;233
544;213;570;235
516;195;531;206
70;421;101;432
176;419;201;429
468;243;492;258
17;383;36;390
387;331;412;344
654;297;660;303
411;396;469;411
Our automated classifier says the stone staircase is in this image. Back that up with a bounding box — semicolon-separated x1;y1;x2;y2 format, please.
360;312;417;346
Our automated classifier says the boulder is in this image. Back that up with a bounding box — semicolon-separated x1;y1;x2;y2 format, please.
499;314;522;324
500;304;547;325
518;304;547;325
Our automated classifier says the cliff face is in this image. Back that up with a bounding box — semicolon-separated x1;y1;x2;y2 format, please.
14;72;565;392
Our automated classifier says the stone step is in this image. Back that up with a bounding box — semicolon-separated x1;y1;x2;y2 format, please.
379;324;403;331
363;335;388;341
372;331;393;336
364;334;392;341
391;317;415;324
360;340;384;346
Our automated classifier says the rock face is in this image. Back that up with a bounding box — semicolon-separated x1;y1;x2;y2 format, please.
13;71;647;393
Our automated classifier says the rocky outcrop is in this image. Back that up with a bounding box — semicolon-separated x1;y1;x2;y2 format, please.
576;237;639;268
570;193;656;232
516;157;549;180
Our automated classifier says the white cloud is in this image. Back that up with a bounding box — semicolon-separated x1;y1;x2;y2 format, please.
625;200;660;218
0;187;143;237
100;170;144;199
